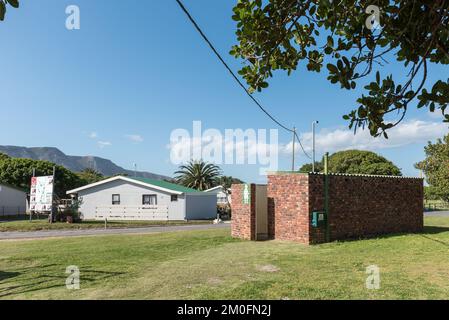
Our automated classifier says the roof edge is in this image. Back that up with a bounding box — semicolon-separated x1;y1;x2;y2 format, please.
66;176;184;195
267;171;422;180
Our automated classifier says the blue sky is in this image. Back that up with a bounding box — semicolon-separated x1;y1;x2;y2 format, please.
0;0;447;182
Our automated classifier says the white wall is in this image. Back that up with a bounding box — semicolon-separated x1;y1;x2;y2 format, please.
0;185;27;216
185;194;217;220
77;180;186;220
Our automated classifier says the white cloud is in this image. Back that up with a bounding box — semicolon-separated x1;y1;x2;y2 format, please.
167;129;279;172
126;134;144;143
166;120;447;167
89;132;98;139
427;111;445;120
284;119;448;155
97;141;112;148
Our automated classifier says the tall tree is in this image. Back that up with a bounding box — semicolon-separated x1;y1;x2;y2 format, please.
300;150;402;175
231;1;449;137
415;134;449;201
216;176;245;189
174;160;221;191
0;156;85;197
298;162;324;173
0;0;19;21
77;168;104;185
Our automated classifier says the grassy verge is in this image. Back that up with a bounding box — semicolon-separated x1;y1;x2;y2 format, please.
0;218;212;232
0;216;448;300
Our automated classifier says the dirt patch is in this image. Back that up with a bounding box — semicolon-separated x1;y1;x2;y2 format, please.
256;264;280;273
207;277;224;285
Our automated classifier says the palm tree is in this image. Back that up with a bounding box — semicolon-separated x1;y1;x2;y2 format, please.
174;160;221;191
78;168;104;184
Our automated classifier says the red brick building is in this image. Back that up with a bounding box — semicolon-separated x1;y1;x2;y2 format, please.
232;173;423;244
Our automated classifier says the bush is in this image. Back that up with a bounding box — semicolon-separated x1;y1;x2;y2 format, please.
217;204;231;220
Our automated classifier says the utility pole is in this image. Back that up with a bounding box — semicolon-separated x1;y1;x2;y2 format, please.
30;168;35;222
312;121;319;173
50;166;56;224
292;127;296;171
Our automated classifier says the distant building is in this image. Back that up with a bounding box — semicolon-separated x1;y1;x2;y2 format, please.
205;186;231;205
66;176;217;221
0;184;27;216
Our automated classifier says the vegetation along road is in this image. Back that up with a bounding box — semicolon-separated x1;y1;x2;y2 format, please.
0;222;228;240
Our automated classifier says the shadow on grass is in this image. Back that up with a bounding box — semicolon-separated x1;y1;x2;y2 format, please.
422;225;449;235
0;264;126;298
323;224;449;246
0;271;20;281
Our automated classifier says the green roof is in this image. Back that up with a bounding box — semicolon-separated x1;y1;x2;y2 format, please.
128;177;203;193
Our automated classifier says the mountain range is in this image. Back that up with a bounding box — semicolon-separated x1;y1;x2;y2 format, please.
0;145;171;180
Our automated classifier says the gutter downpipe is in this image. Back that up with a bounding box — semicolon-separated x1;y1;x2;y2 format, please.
324;152;330;243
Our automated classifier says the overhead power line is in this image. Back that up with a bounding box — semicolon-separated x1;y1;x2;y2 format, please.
295;131;312;160
175;0;291;133
175;0;312;160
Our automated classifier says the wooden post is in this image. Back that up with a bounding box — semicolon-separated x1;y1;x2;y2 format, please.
49;166;56;224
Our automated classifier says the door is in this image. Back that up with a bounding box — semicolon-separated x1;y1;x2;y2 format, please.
255;185;268;240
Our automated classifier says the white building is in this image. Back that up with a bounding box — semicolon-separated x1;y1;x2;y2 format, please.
0;184;27;216
205;186;231;205
66;176;217;221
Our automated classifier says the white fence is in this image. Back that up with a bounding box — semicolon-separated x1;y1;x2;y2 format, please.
94;205;169;221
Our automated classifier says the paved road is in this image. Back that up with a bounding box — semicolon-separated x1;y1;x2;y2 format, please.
0;223;230;241
425;211;449;217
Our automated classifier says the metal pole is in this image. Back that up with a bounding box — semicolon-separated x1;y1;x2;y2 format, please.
312;121;319;173
291;127;296;171
324;152;330;243
50;166;56;224
30;168;35;222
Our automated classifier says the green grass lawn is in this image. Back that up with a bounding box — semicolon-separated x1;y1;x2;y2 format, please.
1;216;448;300
0;218;212;232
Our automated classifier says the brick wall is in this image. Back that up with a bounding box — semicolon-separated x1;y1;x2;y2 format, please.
267;174;310;244
266;173;423;244
308;173;424;242
231;184;256;240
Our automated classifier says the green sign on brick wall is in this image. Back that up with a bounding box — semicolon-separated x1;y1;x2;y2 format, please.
242;184;251;205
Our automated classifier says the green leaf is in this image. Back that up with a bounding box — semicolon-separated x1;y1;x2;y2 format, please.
326;64;338;73
417;99;426;109
7;0;19;8
0;2;5;21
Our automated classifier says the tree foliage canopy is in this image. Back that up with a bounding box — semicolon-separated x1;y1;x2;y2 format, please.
415;134;449;201
299;150;402;175
216;175;245;189
231;0;449;137
0;154;86;197
77;168;104;185
174;160;222;191
0;0;19;21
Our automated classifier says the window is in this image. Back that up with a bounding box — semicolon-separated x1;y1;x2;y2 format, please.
171;195;178;202
112;194;120;205
142;194;157;205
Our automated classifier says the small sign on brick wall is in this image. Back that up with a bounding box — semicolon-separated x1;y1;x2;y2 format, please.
242;184;251;205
